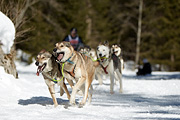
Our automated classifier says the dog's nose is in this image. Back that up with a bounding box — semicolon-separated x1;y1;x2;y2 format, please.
35;61;39;66
99;53;102;57
53;48;57;52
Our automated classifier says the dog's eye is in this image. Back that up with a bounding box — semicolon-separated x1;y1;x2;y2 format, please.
61;45;64;47
42;56;45;59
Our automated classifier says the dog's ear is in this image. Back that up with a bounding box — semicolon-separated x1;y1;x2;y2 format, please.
99;41;103;45
40;49;46;53
64;42;71;47
104;41;109;46
45;51;52;58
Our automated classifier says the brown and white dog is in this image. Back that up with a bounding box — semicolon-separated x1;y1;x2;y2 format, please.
35;50;72;107
53;41;98;105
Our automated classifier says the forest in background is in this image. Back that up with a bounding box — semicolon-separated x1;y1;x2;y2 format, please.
1;0;180;71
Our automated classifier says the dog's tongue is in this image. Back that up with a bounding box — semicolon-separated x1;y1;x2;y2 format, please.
36;72;39;76
57;53;63;61
36;66;42;76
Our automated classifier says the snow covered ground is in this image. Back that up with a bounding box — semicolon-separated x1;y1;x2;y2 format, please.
0;62;180;120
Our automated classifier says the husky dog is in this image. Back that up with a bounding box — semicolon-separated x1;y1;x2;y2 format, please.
96;41;123;93
89;48;97;61
88;48;105;83
79;46;91;56
111;44;124;72
53;41;99;105
111;44;123;92
35;50;71;107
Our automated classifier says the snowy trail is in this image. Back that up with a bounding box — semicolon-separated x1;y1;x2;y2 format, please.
0;63;180;120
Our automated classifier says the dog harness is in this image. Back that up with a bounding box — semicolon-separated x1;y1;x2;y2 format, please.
60;53;76;78
42;63;65;83
101;65;109;74
65;53;74;64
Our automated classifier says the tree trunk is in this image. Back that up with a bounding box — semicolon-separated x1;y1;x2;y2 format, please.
135;0;143;67
0;45;18;78
85;0;92;44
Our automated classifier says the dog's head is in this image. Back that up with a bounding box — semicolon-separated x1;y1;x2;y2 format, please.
79;47;91;55
89;48;97;60
35;50;52;76
97;41;110;62
111;44;121;56
53;41;74;63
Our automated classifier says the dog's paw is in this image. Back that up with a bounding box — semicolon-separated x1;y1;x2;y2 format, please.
79;101;85;106
70;100;76;106
78;103;84;108
110;91;114;94
119;89;123;93
54;104;58;108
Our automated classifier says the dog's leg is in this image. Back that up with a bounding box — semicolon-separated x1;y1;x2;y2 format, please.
60;86;64;96
59;80;71;100
45;80;58;107
80;72;94;105
70;76;86;105
66;78;74;88
48;85;58;107
96;72;103;85
79;83;93;104
114;72;118;85
48;86;58;107
109;62;115;94
110;72;115;94
116;70;123;93
88;85;93;103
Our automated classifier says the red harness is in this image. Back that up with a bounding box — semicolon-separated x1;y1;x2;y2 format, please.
101;65;108;74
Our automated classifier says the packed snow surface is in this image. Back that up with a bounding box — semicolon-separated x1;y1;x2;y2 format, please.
0;62;180;120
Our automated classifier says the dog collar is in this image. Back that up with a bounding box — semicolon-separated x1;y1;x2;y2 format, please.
65;53;74;64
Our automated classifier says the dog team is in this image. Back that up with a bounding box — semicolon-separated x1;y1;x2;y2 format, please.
35;41;124;107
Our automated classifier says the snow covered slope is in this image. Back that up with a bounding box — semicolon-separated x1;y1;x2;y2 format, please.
0;62;180;120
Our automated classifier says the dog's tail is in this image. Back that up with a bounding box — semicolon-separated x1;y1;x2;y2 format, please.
93;61;100;67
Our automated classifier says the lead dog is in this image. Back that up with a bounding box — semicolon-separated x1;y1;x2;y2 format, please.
35;50;71;107
53;41;98;105
96;41;123;93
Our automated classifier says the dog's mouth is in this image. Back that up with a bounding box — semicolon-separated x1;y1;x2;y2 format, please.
56;52;64;62
113;51;118;54
100;55;106;62
36;63;47;76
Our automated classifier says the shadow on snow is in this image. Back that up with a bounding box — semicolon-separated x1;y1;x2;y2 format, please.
18;96;73;107
123;72;180;80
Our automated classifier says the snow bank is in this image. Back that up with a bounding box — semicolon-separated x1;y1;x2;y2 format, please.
0;11;15;54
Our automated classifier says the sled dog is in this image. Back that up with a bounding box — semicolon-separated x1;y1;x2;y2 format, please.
53;41;98;105
96;41;123;93
111;44;124;72
35;50;71;107
111;44;123;92
79;46;91;56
